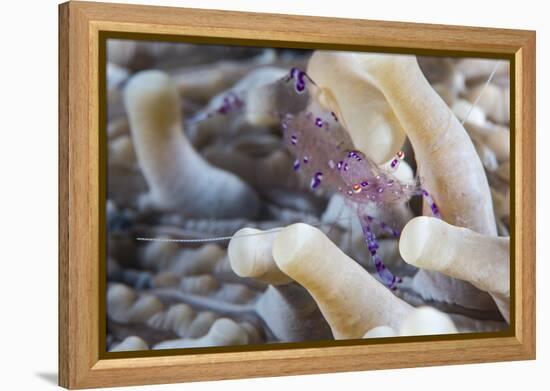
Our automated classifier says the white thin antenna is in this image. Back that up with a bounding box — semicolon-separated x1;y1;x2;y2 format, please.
136;215;355;243
460;60;502;126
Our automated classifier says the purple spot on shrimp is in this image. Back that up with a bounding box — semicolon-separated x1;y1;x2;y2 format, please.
292;70;307;93
310;172;323;189
368;242;379;251
315;117;323;128
337;161;343;170
303;156;309;164
361;181;369;187
378;187;384;193
293;159;300;171
347;150;362;161
290;135;297;145
216;92;244;115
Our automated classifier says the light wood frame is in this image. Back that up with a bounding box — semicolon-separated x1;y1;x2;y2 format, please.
59;1;536;389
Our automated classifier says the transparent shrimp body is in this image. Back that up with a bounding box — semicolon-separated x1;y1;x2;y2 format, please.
193;67;441;290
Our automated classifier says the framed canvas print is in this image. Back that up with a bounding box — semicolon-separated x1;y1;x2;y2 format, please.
58;1;536;389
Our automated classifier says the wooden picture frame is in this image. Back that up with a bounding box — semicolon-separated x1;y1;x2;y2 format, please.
59;1;536;389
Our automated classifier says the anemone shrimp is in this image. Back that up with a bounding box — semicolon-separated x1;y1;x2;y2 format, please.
268;68;441;289
167;66;441;291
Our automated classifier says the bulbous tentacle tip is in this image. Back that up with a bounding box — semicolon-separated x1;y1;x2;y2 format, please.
399;216;435;268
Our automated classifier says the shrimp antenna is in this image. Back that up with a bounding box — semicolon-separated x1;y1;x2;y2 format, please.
460;60;502;126
136;215;355;244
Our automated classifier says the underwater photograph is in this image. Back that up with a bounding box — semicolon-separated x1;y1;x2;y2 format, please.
104;39;511;353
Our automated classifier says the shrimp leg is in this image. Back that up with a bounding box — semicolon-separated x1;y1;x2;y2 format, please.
365;214;400;238
361;216;402;290
419;188;441;218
